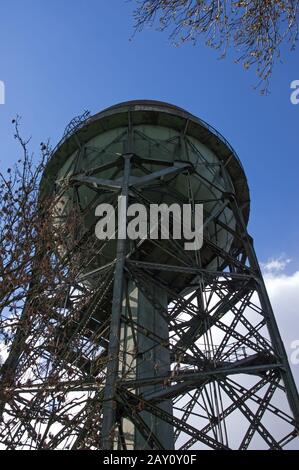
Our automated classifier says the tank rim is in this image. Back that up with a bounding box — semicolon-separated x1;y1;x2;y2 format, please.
40;99;250;225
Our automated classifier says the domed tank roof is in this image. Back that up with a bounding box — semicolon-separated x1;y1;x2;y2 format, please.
40;99;250;225
101;99;189;115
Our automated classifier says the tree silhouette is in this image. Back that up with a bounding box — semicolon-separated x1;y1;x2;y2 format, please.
133;0;299;90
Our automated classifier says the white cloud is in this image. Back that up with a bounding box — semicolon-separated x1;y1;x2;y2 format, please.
262;258;299;387
262;255;291;274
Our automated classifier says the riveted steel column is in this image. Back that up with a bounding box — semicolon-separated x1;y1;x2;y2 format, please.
101;153;132;450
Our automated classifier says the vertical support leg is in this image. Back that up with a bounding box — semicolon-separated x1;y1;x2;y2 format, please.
229;194;299;428
101;153;132;449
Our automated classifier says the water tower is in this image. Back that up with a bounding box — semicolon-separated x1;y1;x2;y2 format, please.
1;100;298;450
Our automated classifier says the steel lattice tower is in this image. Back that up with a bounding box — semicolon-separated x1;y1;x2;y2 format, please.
0;100;298;450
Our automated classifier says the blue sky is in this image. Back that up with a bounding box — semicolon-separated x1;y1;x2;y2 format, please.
0;0;298;259
0;1;299;447
0;1;298;270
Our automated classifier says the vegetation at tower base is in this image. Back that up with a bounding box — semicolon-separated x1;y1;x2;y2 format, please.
0;118;106;448
0;101;298;450
133;1;299;91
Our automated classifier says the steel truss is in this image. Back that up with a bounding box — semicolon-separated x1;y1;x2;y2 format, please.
0;130;298;451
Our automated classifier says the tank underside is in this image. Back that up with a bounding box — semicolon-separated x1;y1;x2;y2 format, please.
1;102;297;451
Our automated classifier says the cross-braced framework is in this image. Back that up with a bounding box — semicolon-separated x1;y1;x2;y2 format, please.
0;102;298;450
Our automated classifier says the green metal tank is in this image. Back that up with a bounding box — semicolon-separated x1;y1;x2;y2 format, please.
40;100;250;450
40;100;249;286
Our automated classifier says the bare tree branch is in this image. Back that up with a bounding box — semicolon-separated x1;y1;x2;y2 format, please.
133;0;299;91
